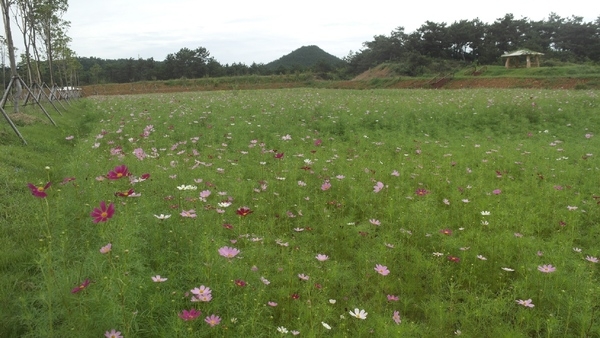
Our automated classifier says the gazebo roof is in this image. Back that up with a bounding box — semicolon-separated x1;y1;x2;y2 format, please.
501;49;544;58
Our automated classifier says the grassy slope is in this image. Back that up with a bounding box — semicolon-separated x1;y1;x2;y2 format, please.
0;100;102;337
81;65;600;96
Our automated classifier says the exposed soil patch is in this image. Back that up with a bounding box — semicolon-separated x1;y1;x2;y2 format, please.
81;74;597;96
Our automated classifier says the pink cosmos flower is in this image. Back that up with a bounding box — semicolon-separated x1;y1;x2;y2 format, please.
391;170;400;177
268;301;278;306
133;148;146;160
586;256;599;263
538;264;556;273
492;189;502;195
387;294;399;301
106;165;130;180
298;274;310;281
374;264;390;276
205;314;221;327
180;209;196;218
369;219;381;226
218;246;240;258
516;299;534;308
179;309;201;321
321;181;331;191
90;201;115;223
100;243;112;254
151;275;168;282
373;181;384;193
27;182;51;198
104;329;123;338
392;311;401;324
191;285;211;297
315;254;329;261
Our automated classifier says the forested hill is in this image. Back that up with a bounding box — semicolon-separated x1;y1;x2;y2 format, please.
265;45;345;71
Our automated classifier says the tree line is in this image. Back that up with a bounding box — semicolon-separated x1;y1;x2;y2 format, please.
2;9;600;87
1;0;72;88
345;13;600;76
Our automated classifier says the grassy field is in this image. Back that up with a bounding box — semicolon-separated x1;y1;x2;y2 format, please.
1;88;600;337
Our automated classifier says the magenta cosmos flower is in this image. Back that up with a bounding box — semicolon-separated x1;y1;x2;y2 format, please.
91;201;115;223
218;246;240;258
106;165;131;180
179;309;201;321
27;182;51;198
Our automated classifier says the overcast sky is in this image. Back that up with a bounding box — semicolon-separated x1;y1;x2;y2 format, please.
59;0;596;65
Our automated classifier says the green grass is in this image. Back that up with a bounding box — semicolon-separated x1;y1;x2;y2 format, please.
2;88;600;337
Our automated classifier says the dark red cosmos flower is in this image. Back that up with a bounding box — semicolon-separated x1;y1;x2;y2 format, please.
106;165;131;180
236;207;253;216
71;278;91;294
440;228;452;236
115;189;135;197
291;293;299;300
314;139;322;146
235;279;246;287
447;256;460;263
140;173;150;180
274;152;284;159
222;223;233;229
60;177;76;185
415;188;430;196
27;182;51;198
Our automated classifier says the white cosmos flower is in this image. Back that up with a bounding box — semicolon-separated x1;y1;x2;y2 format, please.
177;185;197;191
277;326;288;334
481;211;490;216
321;322;331;330
349;308;368;319
154;214;171;220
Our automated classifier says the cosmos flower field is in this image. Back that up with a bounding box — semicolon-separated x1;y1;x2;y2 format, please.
7;88;600;337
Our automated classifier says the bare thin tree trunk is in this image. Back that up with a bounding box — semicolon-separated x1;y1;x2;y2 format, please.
1;0;21;113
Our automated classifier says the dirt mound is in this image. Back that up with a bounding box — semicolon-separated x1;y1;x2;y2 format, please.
352;66;395;81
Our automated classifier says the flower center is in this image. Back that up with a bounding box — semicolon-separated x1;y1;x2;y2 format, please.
101;211;108;218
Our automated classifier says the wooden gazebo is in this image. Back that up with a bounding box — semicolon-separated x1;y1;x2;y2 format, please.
501;49;544;68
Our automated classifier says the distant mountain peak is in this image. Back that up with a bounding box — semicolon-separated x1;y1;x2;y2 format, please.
266;45;344;70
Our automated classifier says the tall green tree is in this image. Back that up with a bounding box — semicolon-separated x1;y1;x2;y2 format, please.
164;47;211;79
447;19;485;61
